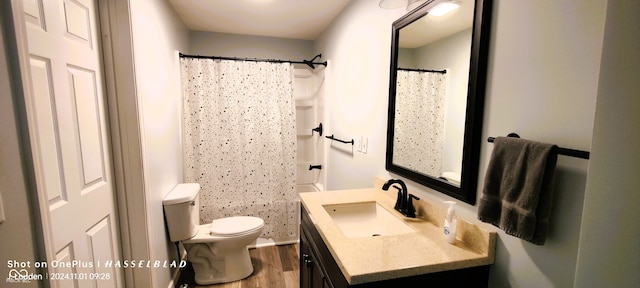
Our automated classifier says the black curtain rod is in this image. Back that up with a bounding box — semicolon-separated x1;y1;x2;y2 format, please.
398;67;446;74
179;53;327;69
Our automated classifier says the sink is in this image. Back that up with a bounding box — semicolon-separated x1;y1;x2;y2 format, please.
323;201;414;238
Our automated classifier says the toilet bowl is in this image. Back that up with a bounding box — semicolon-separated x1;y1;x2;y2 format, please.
163;183;264;285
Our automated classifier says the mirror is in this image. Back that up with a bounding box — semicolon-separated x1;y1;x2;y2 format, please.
385;0;493;204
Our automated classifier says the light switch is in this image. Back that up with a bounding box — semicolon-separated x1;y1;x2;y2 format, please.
362;137;368;154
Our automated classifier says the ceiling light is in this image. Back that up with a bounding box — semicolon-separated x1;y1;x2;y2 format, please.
428;1;460;16
379;0;408;9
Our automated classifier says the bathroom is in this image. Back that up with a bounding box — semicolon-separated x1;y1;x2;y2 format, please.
0;0;638;288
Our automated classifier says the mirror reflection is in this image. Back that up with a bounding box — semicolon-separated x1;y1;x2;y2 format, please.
393;0;475;186
386;0;492;204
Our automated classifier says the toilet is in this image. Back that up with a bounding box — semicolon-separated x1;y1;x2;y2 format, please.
163;183;264;285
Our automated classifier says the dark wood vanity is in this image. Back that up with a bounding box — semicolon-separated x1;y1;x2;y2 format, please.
300;205;491;288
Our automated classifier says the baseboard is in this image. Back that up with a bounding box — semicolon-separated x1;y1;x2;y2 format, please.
250;237;300;249
169;239;299;287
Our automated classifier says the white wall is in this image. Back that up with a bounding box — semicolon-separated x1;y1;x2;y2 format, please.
481;2;606;286
316;0;612;287
190;31;313;60
574;0;640;286
0;7;39;287
130;0;189;286
314;0;406;190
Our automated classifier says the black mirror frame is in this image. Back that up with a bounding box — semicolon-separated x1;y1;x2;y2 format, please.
385;0;493;205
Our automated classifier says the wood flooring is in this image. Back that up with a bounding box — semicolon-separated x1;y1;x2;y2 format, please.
176;244;300;288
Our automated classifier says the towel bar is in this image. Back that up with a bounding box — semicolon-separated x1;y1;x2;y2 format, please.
326;134;354;145
487;133;590;159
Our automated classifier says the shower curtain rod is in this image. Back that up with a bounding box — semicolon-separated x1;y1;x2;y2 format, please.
398;67;447;74
179;53;328;69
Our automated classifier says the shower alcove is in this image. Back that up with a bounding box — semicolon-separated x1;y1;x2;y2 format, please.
294;65;325;194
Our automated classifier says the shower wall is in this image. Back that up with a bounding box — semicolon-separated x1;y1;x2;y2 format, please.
294;66;325;193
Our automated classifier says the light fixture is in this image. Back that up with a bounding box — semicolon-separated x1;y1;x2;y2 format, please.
379;0;408;9
428;1;460;16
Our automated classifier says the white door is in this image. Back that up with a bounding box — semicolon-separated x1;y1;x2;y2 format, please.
22;0;123;286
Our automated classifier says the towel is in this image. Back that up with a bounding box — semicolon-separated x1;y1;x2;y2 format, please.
478;137;558;245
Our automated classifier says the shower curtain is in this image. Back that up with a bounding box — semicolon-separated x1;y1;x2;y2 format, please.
393;70;447;176
180;58;298;241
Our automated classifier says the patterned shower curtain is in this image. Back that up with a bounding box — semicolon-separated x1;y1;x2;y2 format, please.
180;58;298;241
393;70;447;176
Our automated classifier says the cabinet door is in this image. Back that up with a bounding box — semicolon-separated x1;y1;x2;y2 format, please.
300;228;312;288
322;274;334;288
310;255;326;288
300;229;322;288
301;226;333;288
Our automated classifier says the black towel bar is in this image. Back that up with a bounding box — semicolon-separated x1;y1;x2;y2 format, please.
487;133;590;159
326;134;354;145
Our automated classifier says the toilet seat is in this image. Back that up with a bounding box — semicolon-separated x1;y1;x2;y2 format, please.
183;216;264;243
210;216;264;236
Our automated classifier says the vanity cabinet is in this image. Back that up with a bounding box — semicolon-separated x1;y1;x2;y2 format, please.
300;205;491;288
300;224;334;288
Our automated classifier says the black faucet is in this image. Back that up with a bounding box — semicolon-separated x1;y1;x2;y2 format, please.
381;179;419;218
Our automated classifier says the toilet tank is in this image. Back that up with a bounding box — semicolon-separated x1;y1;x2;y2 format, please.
163;183;201;242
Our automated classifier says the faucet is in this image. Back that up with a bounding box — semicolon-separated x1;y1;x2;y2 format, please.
382;179;419;218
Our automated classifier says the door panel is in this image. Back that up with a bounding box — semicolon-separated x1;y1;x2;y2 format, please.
22;0;122;286
68;65;105;185
28;57;67;205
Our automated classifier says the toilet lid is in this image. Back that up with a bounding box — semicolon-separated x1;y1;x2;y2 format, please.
210;216;264;236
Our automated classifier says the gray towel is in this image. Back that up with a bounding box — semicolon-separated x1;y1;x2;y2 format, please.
478;137;558;245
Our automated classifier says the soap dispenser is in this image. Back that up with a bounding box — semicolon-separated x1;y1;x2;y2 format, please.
443;201;457;244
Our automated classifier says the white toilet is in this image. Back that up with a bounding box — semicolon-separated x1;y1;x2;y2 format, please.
163;183;264;285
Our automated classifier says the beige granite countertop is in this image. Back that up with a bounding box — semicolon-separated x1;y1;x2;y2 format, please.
299;178;496;285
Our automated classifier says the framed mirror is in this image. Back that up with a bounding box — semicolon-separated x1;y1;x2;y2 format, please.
385;0;493;204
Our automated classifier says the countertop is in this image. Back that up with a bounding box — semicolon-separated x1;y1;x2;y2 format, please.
299;179;496;285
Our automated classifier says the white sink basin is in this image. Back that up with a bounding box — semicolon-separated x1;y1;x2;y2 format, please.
323;201;414;238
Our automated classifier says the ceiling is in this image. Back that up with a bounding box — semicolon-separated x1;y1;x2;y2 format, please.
168;0;352;40
168;0;473;46
399;0;475;48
